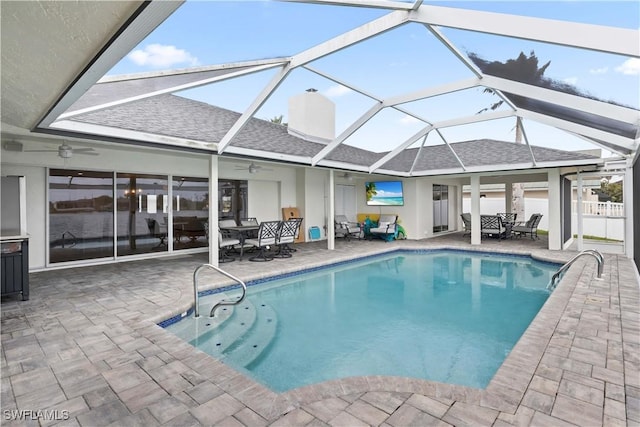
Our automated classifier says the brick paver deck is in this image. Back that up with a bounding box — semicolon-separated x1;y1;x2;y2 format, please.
2;234;638;426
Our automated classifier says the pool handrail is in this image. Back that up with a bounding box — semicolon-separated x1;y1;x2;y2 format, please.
192;263;247;318
548;249;603;290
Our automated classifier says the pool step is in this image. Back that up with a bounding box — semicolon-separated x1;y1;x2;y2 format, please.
190;299;257;356
166;296;234;342
222;302;277;368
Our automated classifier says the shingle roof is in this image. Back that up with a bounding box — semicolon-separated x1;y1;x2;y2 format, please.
70;93;600;174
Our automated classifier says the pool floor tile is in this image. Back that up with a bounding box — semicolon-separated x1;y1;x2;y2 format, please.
1;236;638;426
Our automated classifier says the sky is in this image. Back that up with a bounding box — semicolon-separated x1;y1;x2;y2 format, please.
106;1;640;156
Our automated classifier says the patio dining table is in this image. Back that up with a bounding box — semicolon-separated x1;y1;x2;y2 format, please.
219;225;260;259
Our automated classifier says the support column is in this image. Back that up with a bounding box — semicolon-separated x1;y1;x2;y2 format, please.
548;169;562;250
208;155;219;265
327;170;335;250
471;175;481;245
577;172;583;251
624;160;634;259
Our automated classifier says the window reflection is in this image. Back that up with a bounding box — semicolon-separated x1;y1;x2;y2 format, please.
173;176;209;250
116;173;168;256
49;169;114;263
218;180;247;225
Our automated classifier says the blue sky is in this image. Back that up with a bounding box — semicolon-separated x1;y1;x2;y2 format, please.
107;1;639;155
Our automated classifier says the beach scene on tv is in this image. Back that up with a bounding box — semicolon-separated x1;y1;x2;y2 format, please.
366;181;404;206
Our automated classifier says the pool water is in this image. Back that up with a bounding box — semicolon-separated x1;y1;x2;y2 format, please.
164;250;558;391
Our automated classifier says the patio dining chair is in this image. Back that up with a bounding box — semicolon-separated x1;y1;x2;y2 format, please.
274;219;299;258
218;229;240;263
480;215;507;239
245;220;280;261
460;213;472;236
496;212;517;225
240;217;259;238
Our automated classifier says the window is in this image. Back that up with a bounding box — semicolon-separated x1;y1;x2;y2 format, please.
218;180;247;225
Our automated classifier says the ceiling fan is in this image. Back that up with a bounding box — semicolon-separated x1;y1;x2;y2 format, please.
234;162;272;174
25;142;98;159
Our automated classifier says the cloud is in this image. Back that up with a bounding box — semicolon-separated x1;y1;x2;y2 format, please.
400;115;420;125
563;77;578;85
615;58;640;75
589;66;608;75
323;85;352;98
128;44;199;68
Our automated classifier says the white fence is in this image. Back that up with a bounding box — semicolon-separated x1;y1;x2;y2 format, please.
572;200;624;217
462;198;624;241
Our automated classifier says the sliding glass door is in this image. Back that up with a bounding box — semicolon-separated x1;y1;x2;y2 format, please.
49;169;212;264
433;184;449;233
173;176;209;250
49;169;114;263
116;173;168;256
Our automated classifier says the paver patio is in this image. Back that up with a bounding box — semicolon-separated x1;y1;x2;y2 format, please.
1;234;638;426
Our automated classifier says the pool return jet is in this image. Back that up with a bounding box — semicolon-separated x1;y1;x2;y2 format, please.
547;249;603;291
193;264;247;318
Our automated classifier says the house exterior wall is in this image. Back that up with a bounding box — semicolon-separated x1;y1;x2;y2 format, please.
1;143;304;270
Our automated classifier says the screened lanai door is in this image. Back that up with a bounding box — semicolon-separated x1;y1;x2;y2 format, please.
335;184;357;221
433;184;448;233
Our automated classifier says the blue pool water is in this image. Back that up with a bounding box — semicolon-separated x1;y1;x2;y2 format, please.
164;250;558;391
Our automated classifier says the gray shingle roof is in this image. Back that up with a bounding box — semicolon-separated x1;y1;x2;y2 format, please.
67;66;260;112
70;93;600;174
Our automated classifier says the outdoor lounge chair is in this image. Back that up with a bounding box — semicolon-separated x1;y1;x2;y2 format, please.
274;219;299;258
245;220;280;261
218;229;240;263
512;213;543;240
480;215;507;239
460;213;472;236
369;214;398;242
334;215;362;241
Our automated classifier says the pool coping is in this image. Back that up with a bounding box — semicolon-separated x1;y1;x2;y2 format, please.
142;244;587;420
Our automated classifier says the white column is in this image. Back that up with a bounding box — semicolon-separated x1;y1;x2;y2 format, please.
624;161;634;259
577;172;583;251
208;155;219;265
457;183;463;231
547;169;561;250
471;175;481;245
327;170;335;250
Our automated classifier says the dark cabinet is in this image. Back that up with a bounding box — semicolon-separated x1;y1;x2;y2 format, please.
1;238;29;300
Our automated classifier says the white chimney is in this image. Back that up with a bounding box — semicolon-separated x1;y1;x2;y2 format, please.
287;89;335;143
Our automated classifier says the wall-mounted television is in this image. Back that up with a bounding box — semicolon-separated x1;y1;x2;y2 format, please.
365;181;404;206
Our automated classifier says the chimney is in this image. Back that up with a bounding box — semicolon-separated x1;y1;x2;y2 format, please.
287;88;335;143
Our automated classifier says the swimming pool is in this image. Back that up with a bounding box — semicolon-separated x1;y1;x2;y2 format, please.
163;249;559;392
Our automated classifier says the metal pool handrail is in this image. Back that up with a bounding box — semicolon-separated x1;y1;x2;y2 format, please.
192;264;247;318
548;249;603;290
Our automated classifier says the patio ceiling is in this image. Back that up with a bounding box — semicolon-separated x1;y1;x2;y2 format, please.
2;0;639;175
